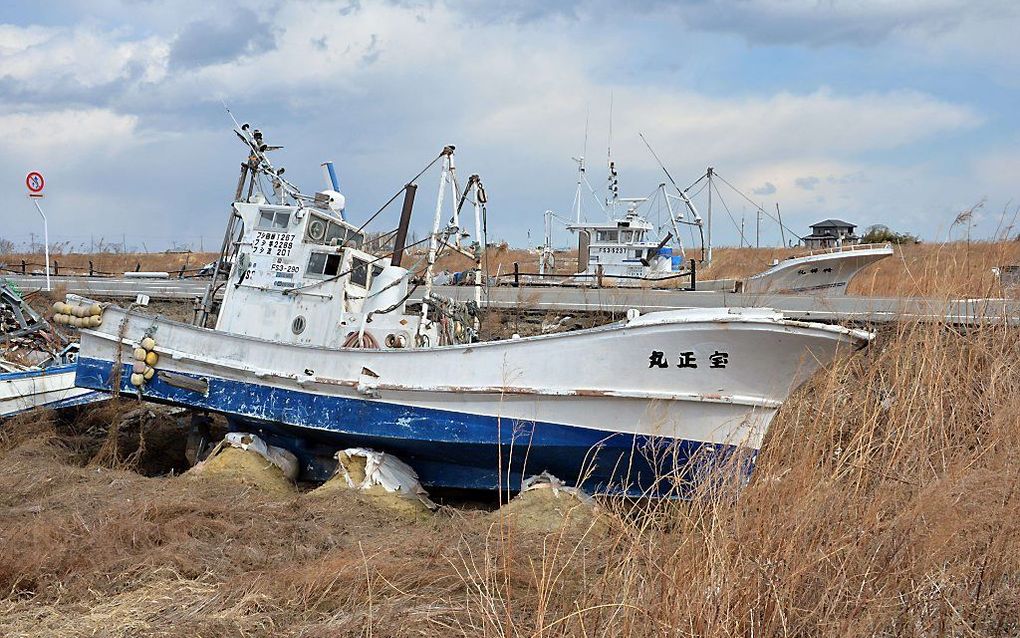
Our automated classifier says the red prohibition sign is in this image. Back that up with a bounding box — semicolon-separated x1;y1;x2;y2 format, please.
26;171;45;193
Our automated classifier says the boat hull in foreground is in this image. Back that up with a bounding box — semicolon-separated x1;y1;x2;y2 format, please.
75;306;870;494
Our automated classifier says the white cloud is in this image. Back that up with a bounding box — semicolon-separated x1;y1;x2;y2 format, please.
0;23;168;93
0;108;141;155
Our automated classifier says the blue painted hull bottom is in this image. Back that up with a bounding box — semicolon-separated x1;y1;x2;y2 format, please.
76;357;748;496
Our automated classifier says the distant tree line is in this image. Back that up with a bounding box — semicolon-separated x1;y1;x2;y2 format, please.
861;224;920;245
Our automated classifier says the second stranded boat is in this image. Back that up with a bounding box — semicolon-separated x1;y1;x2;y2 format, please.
75;125;872;495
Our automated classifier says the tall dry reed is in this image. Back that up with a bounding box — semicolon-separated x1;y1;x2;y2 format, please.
2;272;1020;636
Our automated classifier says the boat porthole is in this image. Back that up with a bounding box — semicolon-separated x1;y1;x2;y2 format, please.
292;315;306;335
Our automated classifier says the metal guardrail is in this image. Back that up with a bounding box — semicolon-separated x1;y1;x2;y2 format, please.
0;260;210;279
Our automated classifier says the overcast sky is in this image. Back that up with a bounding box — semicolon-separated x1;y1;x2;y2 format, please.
1;0;1018;252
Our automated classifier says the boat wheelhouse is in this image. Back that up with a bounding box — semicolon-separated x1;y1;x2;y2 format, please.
567;205;674;280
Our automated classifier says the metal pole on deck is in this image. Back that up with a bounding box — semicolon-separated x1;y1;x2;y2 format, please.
197;161;250;327
472;177;484;312
423;147;454;330
391;184;417;267
706;167;714;265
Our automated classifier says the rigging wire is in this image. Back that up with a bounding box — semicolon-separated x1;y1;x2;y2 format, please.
710;179;748;248
713;172;803;241
353;151;447;235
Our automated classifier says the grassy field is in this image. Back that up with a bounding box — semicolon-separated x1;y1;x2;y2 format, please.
1;242;1018;636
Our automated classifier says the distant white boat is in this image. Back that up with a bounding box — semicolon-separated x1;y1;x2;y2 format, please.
743;243;894;295
566;205;680;281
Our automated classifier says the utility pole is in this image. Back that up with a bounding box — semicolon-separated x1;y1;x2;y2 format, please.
776;202;786;248
756;209;761;248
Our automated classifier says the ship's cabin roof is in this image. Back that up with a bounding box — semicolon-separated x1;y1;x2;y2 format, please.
242;201;365;251
567;214;656;245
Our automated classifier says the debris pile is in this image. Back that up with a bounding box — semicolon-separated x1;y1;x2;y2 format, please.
1;279;62;366
313;447;436;517
495;472;607;533
188;432;298;495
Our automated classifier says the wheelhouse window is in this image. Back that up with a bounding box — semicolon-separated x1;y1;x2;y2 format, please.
326;222;364;247
306;216;365;248
258;209;291;230
350;257;369;288
620;230;633;243
597;230;618;242
306;251;342;278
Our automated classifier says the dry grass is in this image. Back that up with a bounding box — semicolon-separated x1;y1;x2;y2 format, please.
2;250;1020;636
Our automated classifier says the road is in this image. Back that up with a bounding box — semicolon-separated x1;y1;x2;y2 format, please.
4;274;213;300
5;273;1018;325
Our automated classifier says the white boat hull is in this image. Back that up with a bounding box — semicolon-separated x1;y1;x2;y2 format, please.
1;364;106;418
76;306;870;493
743;244;894;295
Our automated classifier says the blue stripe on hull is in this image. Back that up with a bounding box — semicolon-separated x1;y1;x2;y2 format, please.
75;357;745;495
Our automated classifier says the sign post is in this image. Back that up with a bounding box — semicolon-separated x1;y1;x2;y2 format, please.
26;171;50;291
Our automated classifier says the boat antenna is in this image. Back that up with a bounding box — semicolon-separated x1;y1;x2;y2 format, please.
606;94;618;218
221;99;243;131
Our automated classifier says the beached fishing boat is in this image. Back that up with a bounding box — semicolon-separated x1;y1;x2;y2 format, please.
742;243;895;295
75;124;872;494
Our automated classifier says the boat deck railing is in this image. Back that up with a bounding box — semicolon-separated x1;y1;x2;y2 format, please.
792;242;894;259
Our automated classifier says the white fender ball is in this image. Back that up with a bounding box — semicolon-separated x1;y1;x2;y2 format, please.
133;347;147;361
129;373;145;387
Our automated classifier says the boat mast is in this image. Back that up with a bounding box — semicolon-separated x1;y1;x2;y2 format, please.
540;210;551;276
470;175;486;323
661;184;685;258
196;150;255;328
706;166;714;265
422;146;456;334
637;133;703;259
